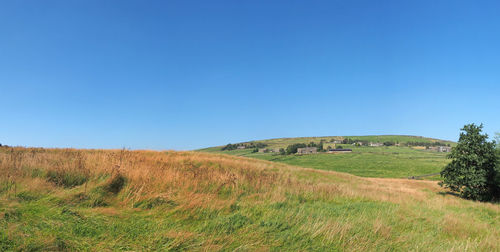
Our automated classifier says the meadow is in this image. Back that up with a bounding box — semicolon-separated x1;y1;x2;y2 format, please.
200;135;453;180
242;147;447;179
1;147;498;251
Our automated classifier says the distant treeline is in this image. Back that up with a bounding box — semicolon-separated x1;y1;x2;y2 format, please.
221;142;268;151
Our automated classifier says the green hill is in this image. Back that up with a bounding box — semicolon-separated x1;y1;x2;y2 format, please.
0;147;498;250
200;135;455;151
199;135;455;179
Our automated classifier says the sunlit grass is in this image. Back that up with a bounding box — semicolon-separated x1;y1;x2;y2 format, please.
0;147;498;251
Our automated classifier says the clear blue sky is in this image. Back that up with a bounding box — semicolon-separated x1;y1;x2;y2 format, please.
1;1;499;150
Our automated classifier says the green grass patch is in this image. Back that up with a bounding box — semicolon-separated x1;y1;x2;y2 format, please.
207;146;449;179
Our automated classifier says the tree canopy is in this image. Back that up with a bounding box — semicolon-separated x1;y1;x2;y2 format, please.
440;124;499;201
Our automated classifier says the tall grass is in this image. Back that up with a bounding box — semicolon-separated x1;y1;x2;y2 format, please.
0;147;498;251
0;147;292;206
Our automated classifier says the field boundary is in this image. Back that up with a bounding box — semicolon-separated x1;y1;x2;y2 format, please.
408;172;441;180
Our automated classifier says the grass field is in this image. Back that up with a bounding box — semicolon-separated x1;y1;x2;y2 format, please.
1;147;498;251
241;147;447;179
199;135;454;180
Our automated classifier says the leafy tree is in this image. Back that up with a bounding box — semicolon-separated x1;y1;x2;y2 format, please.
286;143;306;155
383;141;395;146
440;124;499;201
317;142;324;152
336;145;343;149
279;148;286;155
221;143;237;151
495;133;500;150
342;138;354;144
307;142;317;147
495;132;500;189
253;142;268;148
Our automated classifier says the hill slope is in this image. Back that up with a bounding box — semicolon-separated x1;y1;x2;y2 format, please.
1;147;498;251
200;135;455;152
199;135;455;179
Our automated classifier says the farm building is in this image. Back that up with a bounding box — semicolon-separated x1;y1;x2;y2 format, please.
237;145;246;149
328;149;352;153
437;146;451;152
258;148;282;153
369;142;383;147
297;147;317;154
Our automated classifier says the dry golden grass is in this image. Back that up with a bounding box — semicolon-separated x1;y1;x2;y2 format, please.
1;146;498;212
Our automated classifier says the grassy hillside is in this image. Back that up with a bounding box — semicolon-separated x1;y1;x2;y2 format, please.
200;135;455;152
199;135;454;179
1;147;498;251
